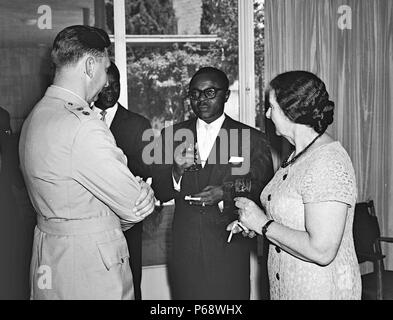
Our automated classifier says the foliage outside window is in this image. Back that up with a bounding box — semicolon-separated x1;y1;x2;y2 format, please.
105;0;264;133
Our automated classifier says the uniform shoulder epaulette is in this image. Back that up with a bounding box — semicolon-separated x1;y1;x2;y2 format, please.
64;101;94;122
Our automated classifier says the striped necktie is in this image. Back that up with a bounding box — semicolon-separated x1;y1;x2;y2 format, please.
100;110;107;122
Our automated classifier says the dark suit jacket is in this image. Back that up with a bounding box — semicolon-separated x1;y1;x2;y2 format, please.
109;103;152;300
1;129;34;299
152;114;274;299
110;103;152;180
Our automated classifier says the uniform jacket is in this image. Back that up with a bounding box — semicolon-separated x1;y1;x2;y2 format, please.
19;86;143;300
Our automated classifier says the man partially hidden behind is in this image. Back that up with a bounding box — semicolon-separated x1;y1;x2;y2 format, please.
1;107;35;300
152;67;274;299
19;25;155;300
93;61;152;300
0;106;18;298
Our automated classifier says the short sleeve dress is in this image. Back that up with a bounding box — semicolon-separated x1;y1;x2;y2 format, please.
260;141;361;300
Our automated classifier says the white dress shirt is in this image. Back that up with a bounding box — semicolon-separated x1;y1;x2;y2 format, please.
173;113;226;191
196;113;226;167
92;102;119;128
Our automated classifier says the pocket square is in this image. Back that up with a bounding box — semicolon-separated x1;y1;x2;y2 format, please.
229;156;244;164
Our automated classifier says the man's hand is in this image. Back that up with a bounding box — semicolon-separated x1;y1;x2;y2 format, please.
173;143;197;182
192;185;224;206
133;178;155;219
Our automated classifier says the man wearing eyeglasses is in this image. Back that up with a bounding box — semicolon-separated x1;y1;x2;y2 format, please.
152;67;274;299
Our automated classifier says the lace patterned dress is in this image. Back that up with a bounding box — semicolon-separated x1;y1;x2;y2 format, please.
260;141;361;300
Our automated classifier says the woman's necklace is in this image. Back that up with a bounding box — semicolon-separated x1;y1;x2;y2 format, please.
281;133;322;168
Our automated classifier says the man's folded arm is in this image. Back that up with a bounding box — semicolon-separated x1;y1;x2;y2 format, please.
71;120;143;230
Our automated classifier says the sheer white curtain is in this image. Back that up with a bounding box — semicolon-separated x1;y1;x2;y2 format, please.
265;0;393;269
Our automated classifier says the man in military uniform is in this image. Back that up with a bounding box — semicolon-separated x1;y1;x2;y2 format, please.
93;61;153;300
19;25;155;300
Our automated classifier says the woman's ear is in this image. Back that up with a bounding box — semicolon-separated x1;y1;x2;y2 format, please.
85;56;95;79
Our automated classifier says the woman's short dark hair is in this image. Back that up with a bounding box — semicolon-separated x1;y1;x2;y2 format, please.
51;25;111;69
269;71;335;134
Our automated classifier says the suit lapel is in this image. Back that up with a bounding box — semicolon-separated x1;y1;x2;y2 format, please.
109;103;128;131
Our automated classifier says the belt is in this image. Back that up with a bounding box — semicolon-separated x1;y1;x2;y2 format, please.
37;214;121;236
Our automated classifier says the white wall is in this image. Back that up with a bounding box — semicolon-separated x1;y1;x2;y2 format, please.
225;80;240;121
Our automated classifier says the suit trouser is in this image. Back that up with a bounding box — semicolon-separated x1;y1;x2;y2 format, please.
169;232;252;300
124;221;143;300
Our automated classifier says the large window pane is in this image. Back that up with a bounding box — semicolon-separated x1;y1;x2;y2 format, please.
104;0;241;266
0;0;97;132
105;0;240;133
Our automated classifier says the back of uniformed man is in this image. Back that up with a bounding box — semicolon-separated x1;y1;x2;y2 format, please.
19;25;155;300
93;61;153;300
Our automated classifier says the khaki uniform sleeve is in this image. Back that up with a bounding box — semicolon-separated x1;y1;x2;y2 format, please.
71;120;142;230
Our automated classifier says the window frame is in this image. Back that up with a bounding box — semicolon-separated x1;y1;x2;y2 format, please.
112;0;255;127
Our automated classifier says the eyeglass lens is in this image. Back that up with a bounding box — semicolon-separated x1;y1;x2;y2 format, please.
189;88;221;100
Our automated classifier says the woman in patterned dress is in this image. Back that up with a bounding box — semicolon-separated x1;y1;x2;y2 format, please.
228;71;361;299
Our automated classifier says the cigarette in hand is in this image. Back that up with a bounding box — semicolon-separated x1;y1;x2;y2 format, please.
227;230;234;243
237;221;249;233
227;222;237;243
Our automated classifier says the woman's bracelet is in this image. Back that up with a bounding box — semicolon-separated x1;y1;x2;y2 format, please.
262;219;274;236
